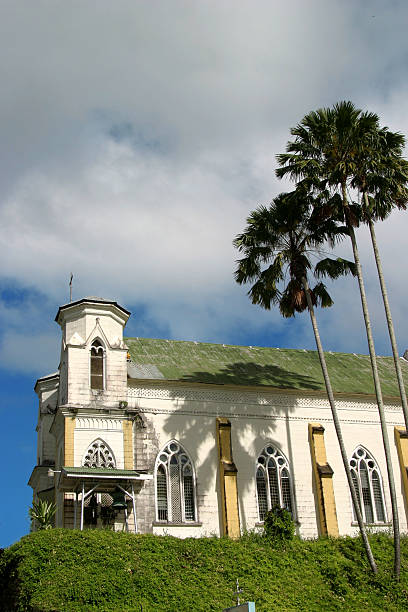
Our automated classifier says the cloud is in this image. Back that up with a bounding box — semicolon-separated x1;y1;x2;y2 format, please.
1;1;408;375
0;292;59;374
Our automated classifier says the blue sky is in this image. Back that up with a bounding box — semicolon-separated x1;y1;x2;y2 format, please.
1;1;408;548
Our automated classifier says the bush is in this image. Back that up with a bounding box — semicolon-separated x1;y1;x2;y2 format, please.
263;505;295;541
1;529;408;611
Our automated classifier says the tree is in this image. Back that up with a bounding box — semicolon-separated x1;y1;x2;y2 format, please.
353;127;408;433
29;499;56;530
276;101;400;578
234;190;377;574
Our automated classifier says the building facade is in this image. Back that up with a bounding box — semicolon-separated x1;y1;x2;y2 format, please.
29;297;408;538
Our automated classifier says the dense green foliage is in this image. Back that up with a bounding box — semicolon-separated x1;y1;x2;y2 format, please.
263;506;295;542
1;530;408;611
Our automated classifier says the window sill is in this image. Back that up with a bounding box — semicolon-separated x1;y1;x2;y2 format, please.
351;522;391;527
153;522;202;527
255;520;300;527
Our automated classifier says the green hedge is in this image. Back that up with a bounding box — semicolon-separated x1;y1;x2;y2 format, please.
1;530;408;611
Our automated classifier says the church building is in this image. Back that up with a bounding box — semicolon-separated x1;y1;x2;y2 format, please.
29;296;408;538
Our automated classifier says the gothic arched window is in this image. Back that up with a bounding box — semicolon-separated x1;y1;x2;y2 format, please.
155;441;196;523
83;439;116;469
256;444;293;521
90;339;105;390
349;446;387;524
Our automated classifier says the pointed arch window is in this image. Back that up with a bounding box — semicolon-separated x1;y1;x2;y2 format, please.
256;444;293;522
155;441;196;523
90;339;105;390
349;446;387;524
83;439;116;469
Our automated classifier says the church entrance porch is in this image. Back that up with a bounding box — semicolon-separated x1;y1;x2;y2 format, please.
57;467;152;533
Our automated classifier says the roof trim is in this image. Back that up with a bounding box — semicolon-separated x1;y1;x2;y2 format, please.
34;372;60;392
55;297;130;322
61;466;152;481
127;377;405;403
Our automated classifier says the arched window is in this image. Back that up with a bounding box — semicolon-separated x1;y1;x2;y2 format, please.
256;444;293;522
349;446;386;524
90;339;105;390
83;439;116;469
155;441;196;523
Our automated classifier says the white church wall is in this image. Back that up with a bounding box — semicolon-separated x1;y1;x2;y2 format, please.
328;419;408;535
40;414;56;465
65;343;127;407
62;308;125;347
152;524;210;537
144;411;221;537
36;381;59;465
127;382;407;538
74;418;125;469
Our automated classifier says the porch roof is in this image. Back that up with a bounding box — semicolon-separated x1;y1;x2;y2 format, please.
58;467;152;491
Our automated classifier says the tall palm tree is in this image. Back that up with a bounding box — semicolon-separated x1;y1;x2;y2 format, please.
234;190;378;574
352;127;408;433
276;101;401;578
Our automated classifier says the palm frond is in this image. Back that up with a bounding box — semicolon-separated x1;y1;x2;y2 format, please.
314;257;356;280
312;282;334;308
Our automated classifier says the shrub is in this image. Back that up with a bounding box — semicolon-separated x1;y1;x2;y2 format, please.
263;505;295;541
28;499;56;530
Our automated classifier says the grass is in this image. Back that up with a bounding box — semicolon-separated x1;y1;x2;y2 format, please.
2;530;408;611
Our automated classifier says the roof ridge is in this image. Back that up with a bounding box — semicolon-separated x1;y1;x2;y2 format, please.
125;336;386;358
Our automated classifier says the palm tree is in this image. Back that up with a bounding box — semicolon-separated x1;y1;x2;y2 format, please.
276;101;400;578
353;127;408;433
234;190;378;574
29;499;56;530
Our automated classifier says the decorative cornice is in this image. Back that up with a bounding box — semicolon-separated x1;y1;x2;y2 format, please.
130;405;403;427
127;384;403;413
76;416;123;431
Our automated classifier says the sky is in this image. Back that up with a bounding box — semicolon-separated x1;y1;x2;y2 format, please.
1;0;408;548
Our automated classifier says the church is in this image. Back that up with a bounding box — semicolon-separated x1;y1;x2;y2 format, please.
29;296;408;539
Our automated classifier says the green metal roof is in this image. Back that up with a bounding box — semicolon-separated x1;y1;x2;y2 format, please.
62;467;145;477
125;337;408;398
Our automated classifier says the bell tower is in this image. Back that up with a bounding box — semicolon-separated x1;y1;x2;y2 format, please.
55;296;130;408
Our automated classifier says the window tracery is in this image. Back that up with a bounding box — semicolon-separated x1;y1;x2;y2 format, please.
256;444;293;521
155;441;196;522
349;446;386;524
83;439;116;469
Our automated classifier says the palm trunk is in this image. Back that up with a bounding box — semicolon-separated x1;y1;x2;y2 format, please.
302;276;377;573
363;194;408;432
342;185;400;579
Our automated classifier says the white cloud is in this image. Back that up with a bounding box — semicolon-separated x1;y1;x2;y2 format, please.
1;1;408;374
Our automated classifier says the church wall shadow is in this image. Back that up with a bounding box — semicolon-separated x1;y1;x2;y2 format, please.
160;361;321;534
